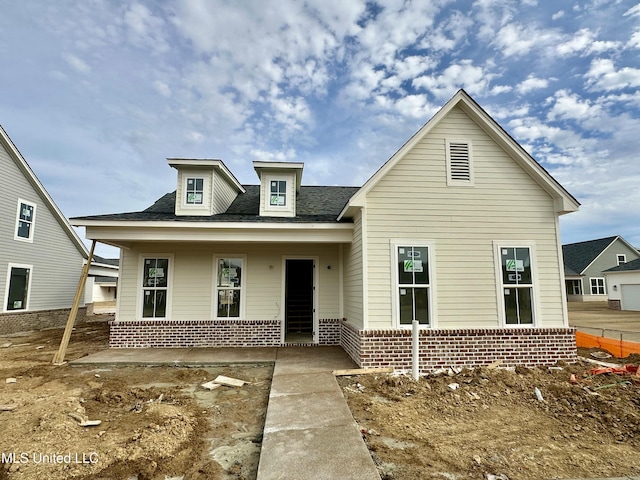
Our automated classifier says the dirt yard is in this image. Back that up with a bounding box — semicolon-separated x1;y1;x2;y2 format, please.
3;315;640;480
0;319;272;480
338;359;640;480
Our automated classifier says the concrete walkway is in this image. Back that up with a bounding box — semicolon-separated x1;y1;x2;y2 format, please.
72;346;381;479
256;347;381;480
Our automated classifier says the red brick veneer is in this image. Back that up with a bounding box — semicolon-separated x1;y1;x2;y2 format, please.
109;318;343;348
109;319;281;348
340;321;577;373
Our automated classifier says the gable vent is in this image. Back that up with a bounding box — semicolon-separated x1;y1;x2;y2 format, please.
449;142;470;181
446;139;473;185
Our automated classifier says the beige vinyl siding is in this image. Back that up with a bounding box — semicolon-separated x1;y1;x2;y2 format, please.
343;209;364;328
212;171;240;214
364;105;566;329
116;242;341;321
0;143;85;312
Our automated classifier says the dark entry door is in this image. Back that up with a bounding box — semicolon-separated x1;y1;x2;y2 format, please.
285;259;314;341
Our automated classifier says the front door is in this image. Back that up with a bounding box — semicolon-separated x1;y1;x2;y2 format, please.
285;259;314;343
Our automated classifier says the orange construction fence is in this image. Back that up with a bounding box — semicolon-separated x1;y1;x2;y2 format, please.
576;331;640;358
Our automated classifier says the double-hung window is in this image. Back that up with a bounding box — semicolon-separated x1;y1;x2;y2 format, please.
617;254;626;266
4;265;32;311
590;278;606;295
269;180;286;207
215;257;244;318
499;247;534;325
185;178;204;205
15;200;36;241
395;245;431;326
142;258;170;318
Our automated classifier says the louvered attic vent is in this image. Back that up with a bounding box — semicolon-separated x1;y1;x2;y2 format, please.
446;140;473;185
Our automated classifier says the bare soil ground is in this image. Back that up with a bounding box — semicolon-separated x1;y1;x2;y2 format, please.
3;308;640;480
338;360;640;480
0;319;272;480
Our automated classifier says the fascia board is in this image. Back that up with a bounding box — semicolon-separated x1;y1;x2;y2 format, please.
83;223;353;243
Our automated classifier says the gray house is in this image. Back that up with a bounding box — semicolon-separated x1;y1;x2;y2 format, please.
563;236;640;303
604;257;640;311
0;126;89;334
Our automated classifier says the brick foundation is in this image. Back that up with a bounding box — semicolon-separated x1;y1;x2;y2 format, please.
318;318;341;345
340;321;577;373
109;318;343;348
608;299;622;310
0;307;88;335
109;319;282;348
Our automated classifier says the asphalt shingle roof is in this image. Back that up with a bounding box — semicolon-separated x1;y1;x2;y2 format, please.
74;185;359;223
604;257;640;272
562;236;618;275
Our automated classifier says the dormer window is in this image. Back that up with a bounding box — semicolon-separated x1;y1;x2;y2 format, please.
186;178;204;205
270;180;287;207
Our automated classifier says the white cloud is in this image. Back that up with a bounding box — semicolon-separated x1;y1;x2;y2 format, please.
516;76;549;94
152;80;171;97
412;60;493;100
124;3;168;53
493;22;561;57
623;4;640;17
552;10;565;20
586;58;640;91
546;90;604;128
63;53;91;74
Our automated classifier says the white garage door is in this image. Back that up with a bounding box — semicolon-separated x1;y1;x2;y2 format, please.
621;284;640;311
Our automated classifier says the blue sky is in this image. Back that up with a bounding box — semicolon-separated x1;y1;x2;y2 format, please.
1;0;640;257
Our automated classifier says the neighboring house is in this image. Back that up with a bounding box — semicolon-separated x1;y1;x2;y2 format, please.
604;258;640;311
72;90;580;371
85;255;119;310
0;126;89;334
562;236;640;303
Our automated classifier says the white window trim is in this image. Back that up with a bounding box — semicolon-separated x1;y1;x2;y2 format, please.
137;254;174;320
263;174;292;213
3;263;33;312
213;254;247;320
493;241;540;327
590;277;606;295
181;176;207;209
617;254;626;266
390;240;437;329
14;199;37;243
184;176;205;206
445;138;474;186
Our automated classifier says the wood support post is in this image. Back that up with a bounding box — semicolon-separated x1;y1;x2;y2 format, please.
52;240;96;365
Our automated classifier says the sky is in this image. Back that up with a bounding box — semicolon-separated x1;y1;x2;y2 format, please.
1;0;640;258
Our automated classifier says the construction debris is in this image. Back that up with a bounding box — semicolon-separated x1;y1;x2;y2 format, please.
68;412;102;427
333;367;394;376
211;375;247;387
201;381;222;391
590;364;640;377
0;404;18;411
1;342;12;348
6;378;17;384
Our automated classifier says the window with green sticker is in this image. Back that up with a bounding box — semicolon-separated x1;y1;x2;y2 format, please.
499;247;534;325
396;245;430;326
186;178;204;204
142;258;169;318
269;180;286;206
